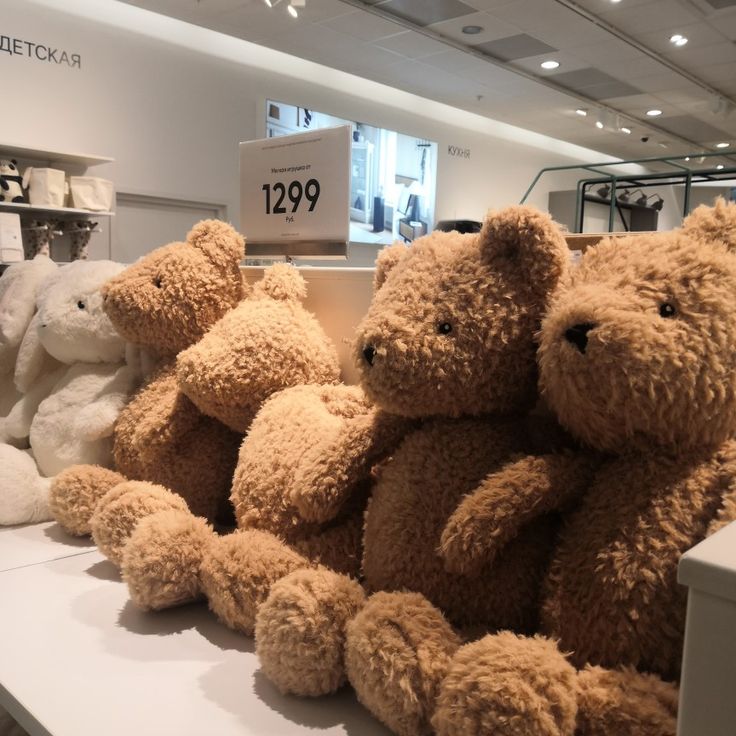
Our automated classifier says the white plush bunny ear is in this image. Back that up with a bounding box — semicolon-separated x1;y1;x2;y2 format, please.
14;311;60;393
22;167;33;190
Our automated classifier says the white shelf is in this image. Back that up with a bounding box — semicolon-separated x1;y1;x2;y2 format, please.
0;201;113;218
0;143;113;167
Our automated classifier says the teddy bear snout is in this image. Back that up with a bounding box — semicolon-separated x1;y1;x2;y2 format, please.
564;322;596;354
362;345;377;367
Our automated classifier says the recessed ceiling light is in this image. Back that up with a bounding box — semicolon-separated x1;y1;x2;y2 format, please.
716;142;730;148
610;0;622;3
596;120;604;129
620;126;631;134
685;156;690;161
717;164;725;170
462;25;484;34
646;109;663;116
264;0;272;5
287;3;297;16
541;60;560;70
575;108;588;116
659;142;668;148
670;34;688;46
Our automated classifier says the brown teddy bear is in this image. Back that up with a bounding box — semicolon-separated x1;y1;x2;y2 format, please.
364;199;736;736
49;220;246;538
245;206;581;726
84;263;344;580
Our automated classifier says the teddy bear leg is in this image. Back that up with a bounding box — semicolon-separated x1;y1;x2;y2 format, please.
49;464;128;536
200;530;313;635
122;509;214;610
345;591;462;736
90;481;190;567
575;666;678;736
432;633;579;736
255;567;366;696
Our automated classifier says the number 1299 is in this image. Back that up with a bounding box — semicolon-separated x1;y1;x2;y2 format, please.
262;179;321;214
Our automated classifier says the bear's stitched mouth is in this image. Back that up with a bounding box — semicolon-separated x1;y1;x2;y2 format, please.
563;322;595;354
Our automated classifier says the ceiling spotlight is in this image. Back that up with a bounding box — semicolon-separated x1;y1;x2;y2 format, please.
649;194;665;211
618;188;644;203
595;120;604;129
684;156;690;162
596;184;611;198
541;60;560;70
620;126;631;134
610;0;622;3
659;142;668;148
575;108;588;116
717;164;725;170
287;3;298;16
462;25;484;34
670;34;688;46
716;142;730;149
646;109;663;117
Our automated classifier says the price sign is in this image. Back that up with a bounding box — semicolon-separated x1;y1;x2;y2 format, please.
240;125;351;257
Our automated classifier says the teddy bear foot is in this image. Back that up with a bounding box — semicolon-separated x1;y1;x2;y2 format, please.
200;530;311;635
432;632;578;736
255;567;366;696
90;481;189;566
121;509;213;610
576;666;678;736
345;591;462;736
49;465;127;535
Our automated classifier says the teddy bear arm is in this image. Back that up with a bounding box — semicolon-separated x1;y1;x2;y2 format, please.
291;409;413;524
439;450;596;575
4;367;64;440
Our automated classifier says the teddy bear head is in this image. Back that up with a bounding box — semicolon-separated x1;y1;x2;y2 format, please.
34;259;127;365
539;198;736;453
175;263;340;432
0;159;19;177
101;220;244;357
355;206;569;418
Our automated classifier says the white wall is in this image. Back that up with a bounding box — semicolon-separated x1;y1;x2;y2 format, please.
1;0;621;262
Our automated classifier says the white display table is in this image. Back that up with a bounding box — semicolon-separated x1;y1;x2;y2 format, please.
0;525;388;736
677;521;736;736
0;522;95;572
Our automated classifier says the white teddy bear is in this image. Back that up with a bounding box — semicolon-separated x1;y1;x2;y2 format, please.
0;260;142;525
0;255;59;447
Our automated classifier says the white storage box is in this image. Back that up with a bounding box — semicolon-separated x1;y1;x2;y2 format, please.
0;212;24;262
677;521;736;735
22;167;68;208
69;176;113;211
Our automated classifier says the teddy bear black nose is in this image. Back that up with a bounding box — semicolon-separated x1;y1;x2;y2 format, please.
564;323;595;354
363;345;377;366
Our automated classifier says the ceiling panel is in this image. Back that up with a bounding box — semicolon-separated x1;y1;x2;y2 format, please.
378;0;477;26
472;33;557;61
597;0;702;33
659;115;734;140
320;10;404;40
426;11;521;43
373;30;450;57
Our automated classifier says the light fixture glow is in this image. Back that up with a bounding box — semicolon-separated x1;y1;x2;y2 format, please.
610;0;622;3
264;0;272;5
575;108;588;116
287;3;297;17
685;156;690;161
716;142;730;148
646;109;662;117
670;34;688;46
595;120;604;129
620;126;631;134
541;60;560;70
717;164;725;170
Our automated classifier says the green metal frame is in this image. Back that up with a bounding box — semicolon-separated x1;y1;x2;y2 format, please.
521;152;736;233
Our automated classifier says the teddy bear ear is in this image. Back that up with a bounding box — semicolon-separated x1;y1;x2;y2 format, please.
479;205;569;297
373;242;408;292
186;219;245;271
681;198;736;250
254;262;307;302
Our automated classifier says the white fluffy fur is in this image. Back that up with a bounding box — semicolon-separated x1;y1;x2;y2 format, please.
0;256;58;446
0;260;142;525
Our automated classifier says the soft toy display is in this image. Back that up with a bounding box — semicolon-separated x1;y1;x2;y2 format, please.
0;159;26;203
49;220;246;537
81;265;348;606
64;220;98;261
22;220;61;258
349;199;736;736
0;259;139;525
0;255;58;446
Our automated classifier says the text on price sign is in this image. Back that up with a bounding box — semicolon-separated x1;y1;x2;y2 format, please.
262;179;321;215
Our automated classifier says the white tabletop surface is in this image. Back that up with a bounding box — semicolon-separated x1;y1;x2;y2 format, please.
0;522;95;572
0;542;389;736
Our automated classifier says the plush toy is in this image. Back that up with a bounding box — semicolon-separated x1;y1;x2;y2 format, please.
201;208;570;722
49;220;246;537
0;259;139;525
22;220;60;258
0;159;25;203
64;220;97;261
80;265;351;608
363;199;736;736
0;255;58;446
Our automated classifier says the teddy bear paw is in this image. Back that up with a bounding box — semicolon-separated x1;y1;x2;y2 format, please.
432;633;578;736
90;481;188;566
122;509;213;610
49;465;127;535
255;567;366;696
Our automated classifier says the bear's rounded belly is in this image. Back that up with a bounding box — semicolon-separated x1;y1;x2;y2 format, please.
362;417;554;632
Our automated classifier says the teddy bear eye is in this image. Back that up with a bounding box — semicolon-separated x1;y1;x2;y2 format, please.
154;277;163;289
77;300;86;310
437;322;453;335
659;302;676;318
